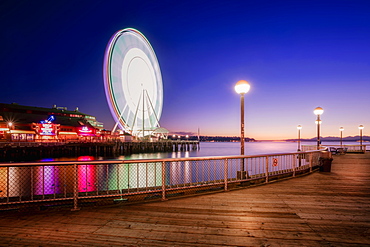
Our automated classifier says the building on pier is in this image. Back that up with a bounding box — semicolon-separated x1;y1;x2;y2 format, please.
0;103;115;142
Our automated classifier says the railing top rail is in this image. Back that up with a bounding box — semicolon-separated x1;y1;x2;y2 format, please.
324;144;367;147
0;149;325;167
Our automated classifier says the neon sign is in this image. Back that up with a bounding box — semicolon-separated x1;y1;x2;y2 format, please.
78;126;95;136
34;122;59;136
79;126;92;133
39;123;56;135
40;115;55;124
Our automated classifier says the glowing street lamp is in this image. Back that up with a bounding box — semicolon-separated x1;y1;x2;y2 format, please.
314;107;324;150
359;125;364;150
235;80;250;156
7;122;13;141
297;125;302;151
7;122;13;136
235;80;250;179
339;127;344;147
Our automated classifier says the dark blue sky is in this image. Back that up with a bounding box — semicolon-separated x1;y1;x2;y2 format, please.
1;0;369;139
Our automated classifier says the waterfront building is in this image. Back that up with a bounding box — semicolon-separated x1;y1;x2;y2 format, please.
0;103;112;142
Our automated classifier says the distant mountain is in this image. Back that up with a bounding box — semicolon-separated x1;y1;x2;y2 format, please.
169;135;256;142
199;136;255;142
169;134;369;143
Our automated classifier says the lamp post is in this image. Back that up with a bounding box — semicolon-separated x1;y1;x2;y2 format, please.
235;80;251;156
235;80;250;178
339;127;344;147
297;125;302;151
359;125;364;151
7;122;13;142
313;107;324;150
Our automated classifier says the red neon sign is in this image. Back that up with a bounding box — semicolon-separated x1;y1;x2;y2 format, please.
79;126;92;133
78;126;95;136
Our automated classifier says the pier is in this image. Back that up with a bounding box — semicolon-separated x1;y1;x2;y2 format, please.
0;140;200;161
0;152;369;246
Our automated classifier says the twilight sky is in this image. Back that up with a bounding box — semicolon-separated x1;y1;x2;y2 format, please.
1;0;369;140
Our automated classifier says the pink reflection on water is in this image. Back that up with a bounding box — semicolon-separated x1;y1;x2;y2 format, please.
78;156;95;161
78;156;96;192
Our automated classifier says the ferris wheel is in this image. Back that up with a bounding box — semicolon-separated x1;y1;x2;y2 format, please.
103;28;163;137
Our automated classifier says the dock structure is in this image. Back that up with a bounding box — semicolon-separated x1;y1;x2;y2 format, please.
0;153;369;246
0;140;200;161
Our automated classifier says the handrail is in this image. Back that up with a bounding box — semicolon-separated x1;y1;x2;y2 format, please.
0;150;322;166
302;144;367;153
0;149;326;210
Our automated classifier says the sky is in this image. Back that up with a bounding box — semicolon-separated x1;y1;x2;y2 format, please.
1;0;369;140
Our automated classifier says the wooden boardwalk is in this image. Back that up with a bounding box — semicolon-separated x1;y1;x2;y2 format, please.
0;153;369;246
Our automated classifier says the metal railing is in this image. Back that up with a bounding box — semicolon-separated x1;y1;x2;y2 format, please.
326;144;367;153
0;150;325;210
302;144;367;153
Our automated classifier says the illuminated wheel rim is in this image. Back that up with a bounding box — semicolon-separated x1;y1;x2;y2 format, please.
104;28;163;136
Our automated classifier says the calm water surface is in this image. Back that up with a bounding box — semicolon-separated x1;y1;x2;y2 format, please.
105;141;364;161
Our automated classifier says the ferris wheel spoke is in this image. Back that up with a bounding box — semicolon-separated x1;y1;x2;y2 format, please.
144;90;160;128
112;104;129;133
131;90;143;134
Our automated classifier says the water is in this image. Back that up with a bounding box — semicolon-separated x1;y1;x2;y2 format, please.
77;141;365;161
123;141;295;160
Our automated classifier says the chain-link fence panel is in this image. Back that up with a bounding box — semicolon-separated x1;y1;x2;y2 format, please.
0;150;324;210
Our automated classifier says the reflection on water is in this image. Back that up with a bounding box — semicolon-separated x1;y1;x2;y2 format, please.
35;141;338;162
34;166;61;195
0;167;7;197
0;141;360;163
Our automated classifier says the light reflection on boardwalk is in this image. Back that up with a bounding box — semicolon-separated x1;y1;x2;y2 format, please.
0;153;369;246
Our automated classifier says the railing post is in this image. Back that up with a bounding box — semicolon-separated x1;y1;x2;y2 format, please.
71;163;80;211
309;153;313;173
265;156;269;183
224;159;228;191
6;167;9;203
161;161;167;201
42;166;45;200
292;154;296;177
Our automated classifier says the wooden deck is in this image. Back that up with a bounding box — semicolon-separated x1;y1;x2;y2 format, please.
0;153;369;246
